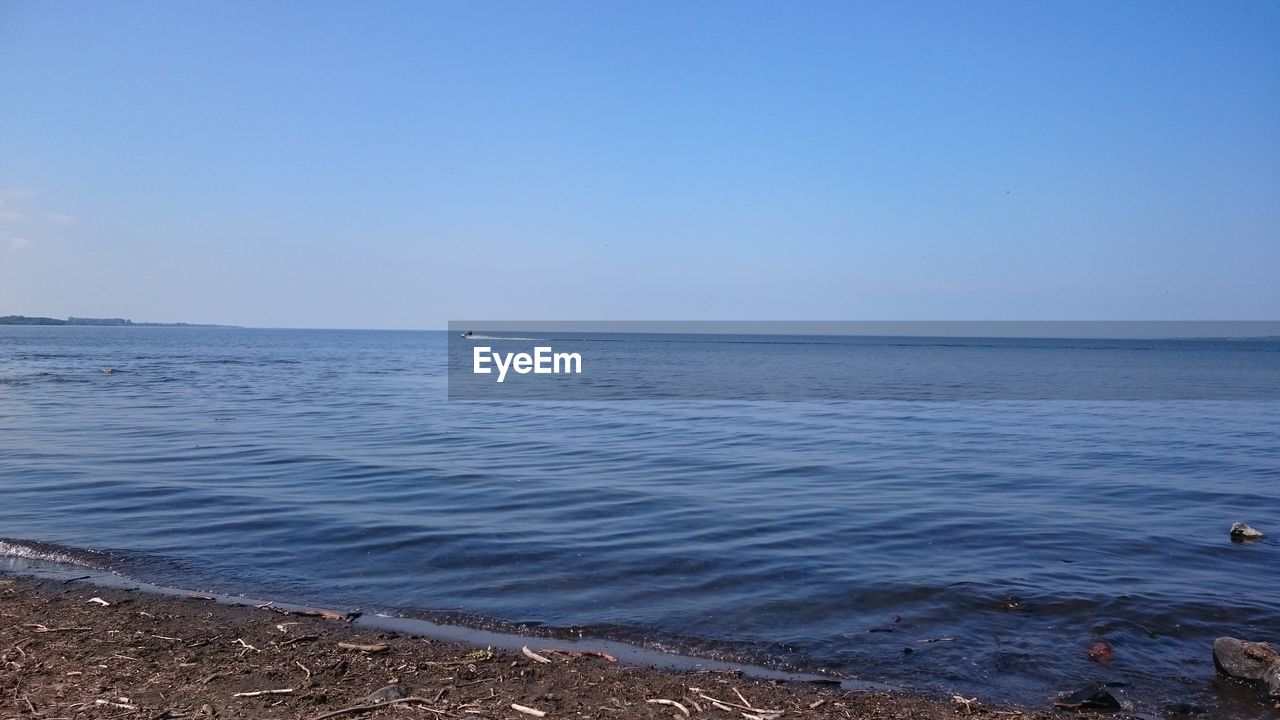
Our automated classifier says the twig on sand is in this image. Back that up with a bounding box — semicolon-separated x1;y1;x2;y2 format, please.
697;693;781;715
306;697;446;720
23;624;92;633
87;597;111;606
95;699;138;710
647;699;690;716
511;703;547;717
279;634;319;646
336;642;389;654
521;646;552;664
543;648;618;662
233;688;294;698
953;695;980;714
295;660;312;681
233;638;259;653
726;687;784;720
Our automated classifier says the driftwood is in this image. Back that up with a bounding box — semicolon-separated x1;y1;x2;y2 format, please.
952;695;980;714
233;688;294;697
544;648;618;662
336;642;389;653
511;703;547;717
267;605;361;622
696;691;781;717
23;624;91;633
647;698;690;716
306;697;445;720
280;634;320;646
521;646;552;664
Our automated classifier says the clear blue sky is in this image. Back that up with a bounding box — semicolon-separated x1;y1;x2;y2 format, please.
1;1;1277;328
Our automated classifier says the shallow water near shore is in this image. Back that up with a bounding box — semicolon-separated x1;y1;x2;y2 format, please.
1;326;1278;717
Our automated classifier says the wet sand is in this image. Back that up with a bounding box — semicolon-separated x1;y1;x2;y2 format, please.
0;575;1070;720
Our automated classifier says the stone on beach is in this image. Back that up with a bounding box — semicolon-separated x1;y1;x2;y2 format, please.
1052;683;1122;710
1213;637;1280;698
364;684;409;703
1229;522;1264;540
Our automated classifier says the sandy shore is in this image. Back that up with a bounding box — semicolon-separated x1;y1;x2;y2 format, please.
0;575;1077;720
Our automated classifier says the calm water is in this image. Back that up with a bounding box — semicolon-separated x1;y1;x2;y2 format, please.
1;327;1278;716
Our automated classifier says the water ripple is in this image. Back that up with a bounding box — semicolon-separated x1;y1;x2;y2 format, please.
1;327;1277;717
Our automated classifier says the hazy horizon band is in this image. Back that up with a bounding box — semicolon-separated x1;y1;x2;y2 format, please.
448;320;1280;339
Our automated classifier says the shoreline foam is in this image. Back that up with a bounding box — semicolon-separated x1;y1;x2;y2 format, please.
1;553;859;689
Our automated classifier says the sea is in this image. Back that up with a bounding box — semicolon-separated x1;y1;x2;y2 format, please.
1;326;1277;717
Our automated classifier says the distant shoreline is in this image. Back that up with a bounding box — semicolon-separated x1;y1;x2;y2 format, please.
0;315;232;327
4;318;1277;339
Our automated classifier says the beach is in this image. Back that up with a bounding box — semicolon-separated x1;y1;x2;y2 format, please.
0;575;1065;720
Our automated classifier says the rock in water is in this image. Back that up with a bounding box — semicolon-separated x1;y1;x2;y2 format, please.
1214;637;1280;698
1214;637;1279;678
1265;664;1280;699
1087;641;1115;663
1053;683;1122;710
364;684;409;703
1229;522;1264;540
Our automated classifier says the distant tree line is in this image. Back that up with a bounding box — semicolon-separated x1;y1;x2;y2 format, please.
0;315;222;327
67;317;136;325
0;315;70;325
